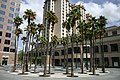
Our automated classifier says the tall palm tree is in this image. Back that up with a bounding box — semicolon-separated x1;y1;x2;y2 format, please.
13;16;23;72
62;20;71;75
21;37;27;74
67;5;81;77
97;16;107;73
23;9;36;71
27;22;37;69
44;11;58;76
77;20;85;73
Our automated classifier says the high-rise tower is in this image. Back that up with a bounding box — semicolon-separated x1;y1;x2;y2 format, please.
43;0;87;41
0;0;21;65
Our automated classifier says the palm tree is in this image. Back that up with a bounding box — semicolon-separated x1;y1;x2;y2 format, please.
27;22;37;69
21;37;27;74
62;20;71;75
97;16;107;73
13;16;23;72
44;11;58;76
23;9;36;71
66;5;81;77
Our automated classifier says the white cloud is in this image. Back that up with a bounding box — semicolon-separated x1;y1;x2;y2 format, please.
83;2;120;26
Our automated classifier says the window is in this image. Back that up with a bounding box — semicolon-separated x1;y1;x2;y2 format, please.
104;32;108;37
1;4;6;9
7;26;12;31
3;47;9;52
16;8;20;12
0;39;1;43
0;17;4;22
0;24;3;29
15;13;19;17
10;48;15;52
12;30;15;34
8;19;13;24
103;45;108;52
9;13;14;18
0;10;5;15
0;31;2;36
2;0;7;2
11;42;15;46
11;2;15;6
112;31;117;36
5;33;11;38
110;44;118;51
12;36;15;40
10;7;14;12
94;46;99;53
4;40;10;45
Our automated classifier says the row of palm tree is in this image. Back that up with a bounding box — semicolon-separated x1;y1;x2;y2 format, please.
13;5;107;77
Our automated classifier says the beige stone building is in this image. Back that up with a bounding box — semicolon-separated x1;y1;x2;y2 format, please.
0;0;20;65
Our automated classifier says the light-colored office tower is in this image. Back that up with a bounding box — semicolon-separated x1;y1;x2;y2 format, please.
0;0;20;65
43;0;71;42
43;0;87;41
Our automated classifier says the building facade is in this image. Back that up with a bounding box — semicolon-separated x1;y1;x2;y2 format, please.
0;0;20;65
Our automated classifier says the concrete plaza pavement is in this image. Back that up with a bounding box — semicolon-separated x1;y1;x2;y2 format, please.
0;66;120;80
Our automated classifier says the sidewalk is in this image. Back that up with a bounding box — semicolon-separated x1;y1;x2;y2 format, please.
7;67;110;78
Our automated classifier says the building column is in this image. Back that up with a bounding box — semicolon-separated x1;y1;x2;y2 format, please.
108;57;112;67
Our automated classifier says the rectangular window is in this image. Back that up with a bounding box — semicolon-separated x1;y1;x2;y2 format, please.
0;39;1;43
9;13;14;18
7;26;12;31
12;30;15;34
1;4;6;9
11;42;15;46
0;17;4;22
16;8;20;12
3;47;9;52
10;7;14;12
0;24;3;29
0;10;5;15
112;31;117;36
4;39;10;45
5;33;11;38
0;31;2;36
94;46;99;53
11;2;15;6
2;0;7;2
103;45;108;52
12;36;15;40
15;13;19;17
10;48;15;52
110;44;118;51
8;19;13;24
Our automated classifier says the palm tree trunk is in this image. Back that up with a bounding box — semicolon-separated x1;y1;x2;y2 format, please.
13;36;17;72
92;36;95;75
48;45;52;73
71;30;74;77
85;40;88;70
89;39;93;72
101;37;105;73
66;34;69;74
76;43;78;69
80;43;84;73
34;47;37;73
63;47;66;68
22;43;25;74
25;34;29;72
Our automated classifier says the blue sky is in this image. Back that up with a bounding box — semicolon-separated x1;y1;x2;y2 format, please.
18;0;120;50
70;0;120;4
